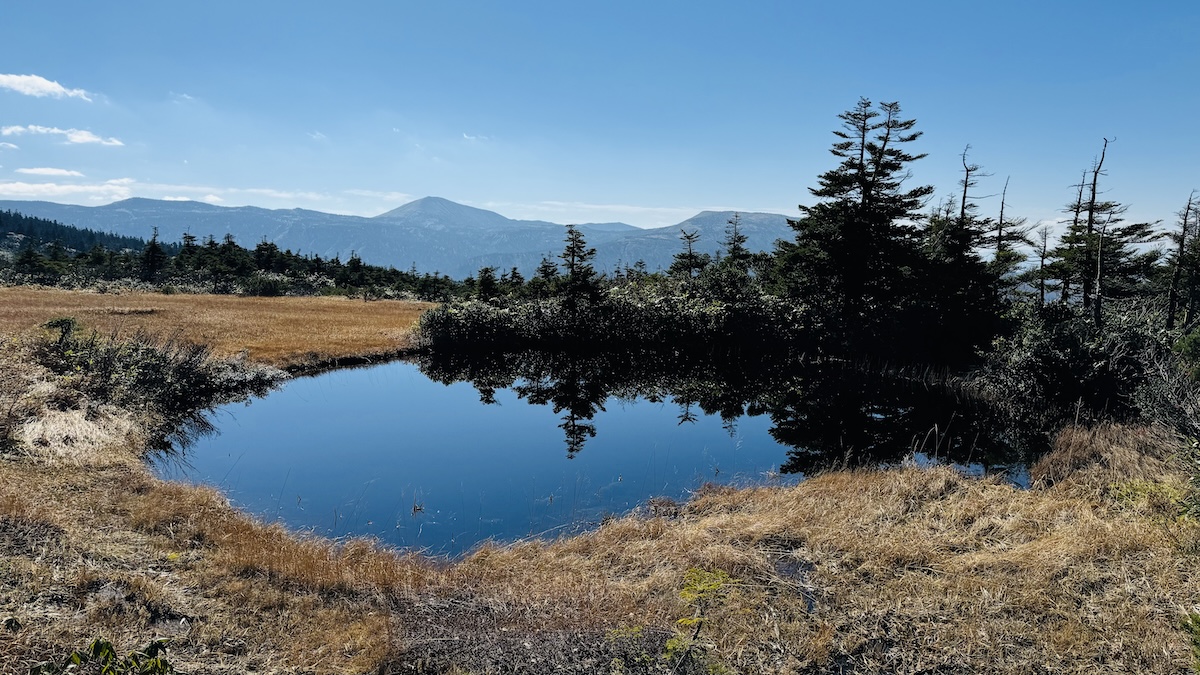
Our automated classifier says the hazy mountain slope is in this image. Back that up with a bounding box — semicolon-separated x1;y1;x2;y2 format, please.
0;198;791;277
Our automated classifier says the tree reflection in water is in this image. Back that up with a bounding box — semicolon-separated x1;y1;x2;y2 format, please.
415;349;1045;474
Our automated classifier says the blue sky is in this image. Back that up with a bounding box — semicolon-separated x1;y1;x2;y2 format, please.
1;1;1196;229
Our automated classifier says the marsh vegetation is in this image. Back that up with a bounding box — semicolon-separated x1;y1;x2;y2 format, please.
3;98;1200;673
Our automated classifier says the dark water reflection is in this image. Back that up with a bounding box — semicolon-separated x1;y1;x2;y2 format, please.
416;349;1041;476
155;350;1039;557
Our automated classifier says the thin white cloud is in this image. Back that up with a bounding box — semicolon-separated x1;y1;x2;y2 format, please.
308;131;327;141
0;142;16;150
0;178;133;200
160;194;221;204
0;74;92;101
1;125;123;146
532;200;697;217
0;178;326;210
15;167;84;177
478;200;794;228
239;187;327;201
344;189;414;202
485;200;697;227
462;132;489;142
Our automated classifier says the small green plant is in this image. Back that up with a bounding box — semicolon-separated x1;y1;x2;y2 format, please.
1110;478;1200;554
667;568;735;672
1183;612;1200;668
1110;479;1189;515
29;637;174;675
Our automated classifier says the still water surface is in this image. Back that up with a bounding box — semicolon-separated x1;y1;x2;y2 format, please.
157;351;1033;557
155;360;801;556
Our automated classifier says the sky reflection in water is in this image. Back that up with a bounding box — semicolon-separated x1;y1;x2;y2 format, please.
155;360;800;556
155;353;1031;557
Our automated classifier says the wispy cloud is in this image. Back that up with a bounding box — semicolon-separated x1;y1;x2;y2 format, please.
0;142;17;150
15;167;84;177
0;178;132;200
0;178;332;210
0;74;92;101
308;131;327;141
158;193;222;204
1;125;123;146
239;187;327;201
483;200;699;227
123;182;327;204
344;189;415;202
462;132;489;142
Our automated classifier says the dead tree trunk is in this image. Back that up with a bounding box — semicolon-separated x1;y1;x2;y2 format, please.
1082;138;1110;309
1167;192;1195;330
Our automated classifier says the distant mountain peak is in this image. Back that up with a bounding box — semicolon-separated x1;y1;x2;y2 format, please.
375;196;495;220
0;196;792;278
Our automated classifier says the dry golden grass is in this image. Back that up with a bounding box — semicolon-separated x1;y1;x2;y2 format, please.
0;286;433;369
411;427;1200;673
11;419;1193;673
0;460;401;673
3;301;1200;672
5;405;1200;672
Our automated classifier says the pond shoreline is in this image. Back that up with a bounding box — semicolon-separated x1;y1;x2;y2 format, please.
158;355;815;557
3;291;1200;673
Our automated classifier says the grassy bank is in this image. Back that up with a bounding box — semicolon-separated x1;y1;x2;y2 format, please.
0;287;434;371
3;291;1200;673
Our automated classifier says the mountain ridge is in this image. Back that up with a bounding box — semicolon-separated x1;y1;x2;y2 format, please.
0;197;793;277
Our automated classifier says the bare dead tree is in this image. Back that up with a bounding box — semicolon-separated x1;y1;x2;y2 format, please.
958;145;992;224
1082;138;1111;308
1035;224;1053;307
1094;214;1113;327
1061;170;1089;303
1167;191;1196;330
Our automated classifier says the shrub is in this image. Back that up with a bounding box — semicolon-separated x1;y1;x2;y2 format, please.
972;299;1200;437
31;321;282;449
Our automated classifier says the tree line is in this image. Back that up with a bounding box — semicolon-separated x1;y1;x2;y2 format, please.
420;98;1200;438
0;218;465;301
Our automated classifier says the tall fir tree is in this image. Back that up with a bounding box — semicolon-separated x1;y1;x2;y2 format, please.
558;225;600;314
139;228;168;282
775;98;934;359
669;228;711;279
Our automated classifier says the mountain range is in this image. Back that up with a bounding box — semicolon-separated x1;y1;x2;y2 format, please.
0;196;794;278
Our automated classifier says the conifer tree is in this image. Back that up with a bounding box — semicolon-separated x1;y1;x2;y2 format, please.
775;98;934;359
475;266;500;301
669;228;711;279
558;225;600;313
720;213;752;271
990;177;1033;296
139;228;168;282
